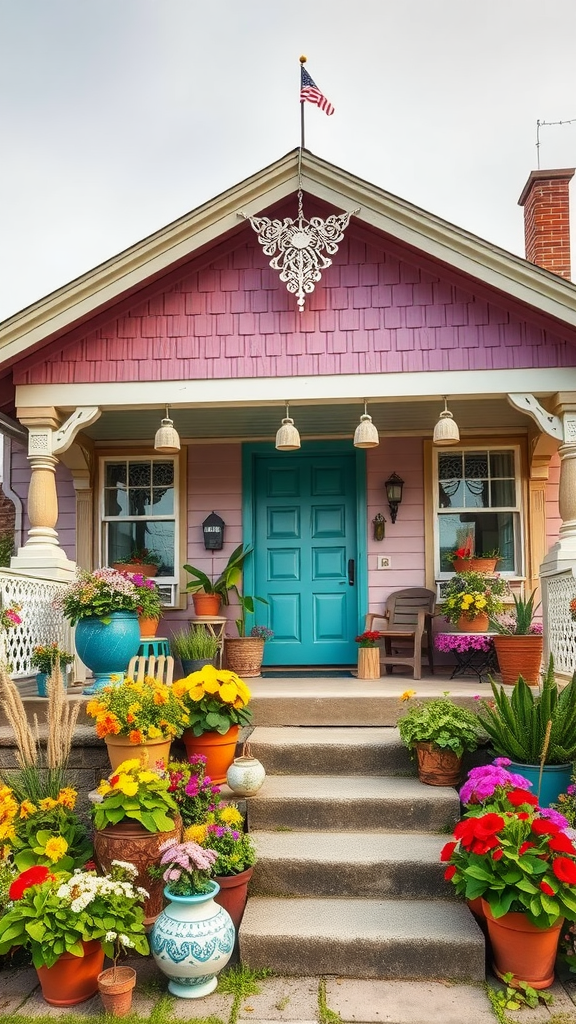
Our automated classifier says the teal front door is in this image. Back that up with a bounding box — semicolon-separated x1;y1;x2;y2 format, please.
252;449;360;666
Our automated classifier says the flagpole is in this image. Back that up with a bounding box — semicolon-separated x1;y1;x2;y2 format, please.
299;55;306;150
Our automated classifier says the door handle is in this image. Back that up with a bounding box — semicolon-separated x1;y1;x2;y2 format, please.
348;559;355;586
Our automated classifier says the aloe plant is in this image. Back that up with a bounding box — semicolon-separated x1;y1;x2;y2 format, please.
489;589;541;635
477;656;576;764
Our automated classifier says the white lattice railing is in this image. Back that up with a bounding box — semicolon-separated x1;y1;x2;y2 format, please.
542;569;576;677
0;570;72;678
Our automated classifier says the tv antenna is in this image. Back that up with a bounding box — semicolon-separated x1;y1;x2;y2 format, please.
536;118;576;168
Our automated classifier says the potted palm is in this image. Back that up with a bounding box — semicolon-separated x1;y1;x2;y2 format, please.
171;625;220;674
489;590;543;686
397;692;480;785
442;759;576;989
172;665;252;784
183;543;252;616
476;656;576;806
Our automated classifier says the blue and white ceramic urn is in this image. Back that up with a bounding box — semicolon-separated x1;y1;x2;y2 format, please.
151;881;235;998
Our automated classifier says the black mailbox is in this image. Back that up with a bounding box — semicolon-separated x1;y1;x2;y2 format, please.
202;512;225;550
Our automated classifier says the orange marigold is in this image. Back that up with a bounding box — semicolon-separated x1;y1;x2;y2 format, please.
129;729;143;744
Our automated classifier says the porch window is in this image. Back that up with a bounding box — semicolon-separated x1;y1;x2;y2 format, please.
100;457;178;603
435;447;521;576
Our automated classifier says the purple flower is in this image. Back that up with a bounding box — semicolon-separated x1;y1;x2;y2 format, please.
459;762;533;805
568;784;576;796
231;830;240;840
539;807;571;829
185;778;200;797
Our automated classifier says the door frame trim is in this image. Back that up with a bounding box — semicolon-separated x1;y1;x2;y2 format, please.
241;441;368;643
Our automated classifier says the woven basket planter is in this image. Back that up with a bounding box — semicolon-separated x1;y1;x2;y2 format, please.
224;637;265;677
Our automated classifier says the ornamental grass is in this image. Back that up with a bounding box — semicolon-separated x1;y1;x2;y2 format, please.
86;675;189;743
172;665;252;736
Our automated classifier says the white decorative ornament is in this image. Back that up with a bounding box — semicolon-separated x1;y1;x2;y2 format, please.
241;192;359;311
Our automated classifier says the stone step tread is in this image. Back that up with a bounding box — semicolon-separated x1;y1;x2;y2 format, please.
251;830;447;863
250;726;404;746
250;774;458;804
239;897;485;980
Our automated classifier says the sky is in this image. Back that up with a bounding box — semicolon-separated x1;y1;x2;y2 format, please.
1;0;576;322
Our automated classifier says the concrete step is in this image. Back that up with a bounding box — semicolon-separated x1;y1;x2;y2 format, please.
246;775;460;833
239;897;485;980
249;726;414;776
251;830;455;899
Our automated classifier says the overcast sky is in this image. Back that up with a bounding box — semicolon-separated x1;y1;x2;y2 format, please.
1;0;576;322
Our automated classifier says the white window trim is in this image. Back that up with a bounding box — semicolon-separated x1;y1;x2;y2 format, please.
433;443;525;583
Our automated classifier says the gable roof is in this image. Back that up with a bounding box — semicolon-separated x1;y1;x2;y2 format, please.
2;147;576;368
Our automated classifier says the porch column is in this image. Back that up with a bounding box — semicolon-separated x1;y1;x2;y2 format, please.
11;406;100;581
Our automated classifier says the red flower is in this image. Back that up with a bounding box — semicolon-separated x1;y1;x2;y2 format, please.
507;789;538;807
549;834;576;855
532;818;560;836
540;881;556;896
440;842;457;862
444;865;457;881
454;814;505;851
472;813;506;840
517;813;530;820
492;848;504;861
9;866;54;901
519;841;535;856
552;857;576;884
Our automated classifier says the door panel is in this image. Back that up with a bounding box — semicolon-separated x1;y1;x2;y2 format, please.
254;451;358;666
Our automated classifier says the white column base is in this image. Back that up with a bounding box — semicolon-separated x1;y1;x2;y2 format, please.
10;545;77;580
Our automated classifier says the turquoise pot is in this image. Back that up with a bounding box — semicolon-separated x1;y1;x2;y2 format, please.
508;760;573;808
36;671;67;698
151;882;234;998
75;610;140;695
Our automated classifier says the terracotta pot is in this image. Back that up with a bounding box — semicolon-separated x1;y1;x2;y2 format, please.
453;558;498;574
138;616;159;638
482;899;563;989
112;562;158;578
94;817;182;926
456;612;489;633
493;634;544;687
36;940;105;1006
192;593;222;616
357;647;380;679
182;725;240;785
213;867;254;931
225;637;265;677
104;733;172;771
414;742;462;786
97;966;137;1017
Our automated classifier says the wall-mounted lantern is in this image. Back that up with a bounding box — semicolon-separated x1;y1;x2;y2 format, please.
202;512;225;550
385;473;404;525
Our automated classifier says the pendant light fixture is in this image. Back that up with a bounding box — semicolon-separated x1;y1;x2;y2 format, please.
353;400;379;449
154;406;181;453
432;397;460;446
275;402;301;451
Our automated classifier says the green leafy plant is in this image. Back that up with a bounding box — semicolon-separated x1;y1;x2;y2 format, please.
477;657;576;765
126;572;163;619
92;758;179;833
0;861;149;969
30;643;74;674
85;675;188;742
0;532;14;568
440;570;508;624
8;787;92;872
184;803;256;876
489;975;553;1012
113;548;162;567
171;626;220;661
183;544;268;636
172;665;252;736
167;755;220;828
397;694;480;757
490;589;541;635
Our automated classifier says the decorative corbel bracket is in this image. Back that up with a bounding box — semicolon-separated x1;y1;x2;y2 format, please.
507;394;564;441
53;407;101;456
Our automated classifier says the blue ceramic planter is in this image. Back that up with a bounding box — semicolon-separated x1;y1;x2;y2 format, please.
151;882;234;998
508;760;573;809
36;671;67;697
75;610;140;694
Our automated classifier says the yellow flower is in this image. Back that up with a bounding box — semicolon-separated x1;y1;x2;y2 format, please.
115;758;142;774
127;703;142;715
219;681;238;704
184;823;208;844
0;823;15;842
57;788;77;810
39;798;58;811
147;725;162;739
400;689;416;701
475;596;487;609
44;836;68;862
19;800;37;819
219;805;243;826
137;771;157;784
114;774;139;797
97;780;112;796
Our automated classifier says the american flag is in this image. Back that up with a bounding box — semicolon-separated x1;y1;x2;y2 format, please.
300;66;334;116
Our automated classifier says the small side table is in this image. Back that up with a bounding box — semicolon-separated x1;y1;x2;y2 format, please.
138;637;171;659
435;632;498;683
190;616;227;669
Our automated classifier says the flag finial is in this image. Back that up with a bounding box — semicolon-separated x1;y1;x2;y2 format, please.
299;55;307;64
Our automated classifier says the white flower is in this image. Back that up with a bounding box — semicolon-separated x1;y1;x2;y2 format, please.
105;931;117;942
119;934;134;948
111;860;138;878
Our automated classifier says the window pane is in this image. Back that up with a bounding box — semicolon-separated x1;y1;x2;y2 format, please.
464;479;490;508
128;463;151;487
107;521;175;575
153;462;174;487
106;462;126;487
464;452;488;479
439;511;517;572
490;451;514;478
105;488;128;517
491;480;516;507
129;488;150;516
438;454;462;481
438;480;464;508
148;487;174;515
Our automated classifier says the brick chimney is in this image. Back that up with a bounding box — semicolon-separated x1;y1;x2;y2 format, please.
518;168;575;280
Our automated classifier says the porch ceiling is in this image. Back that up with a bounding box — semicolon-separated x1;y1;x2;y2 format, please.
83;397;529;443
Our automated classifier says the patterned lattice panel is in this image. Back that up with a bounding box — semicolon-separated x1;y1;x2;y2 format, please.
0;571;72;678
544;572;576;676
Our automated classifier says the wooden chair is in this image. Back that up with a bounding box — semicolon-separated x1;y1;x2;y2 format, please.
364;587;437;680
127;654;174;686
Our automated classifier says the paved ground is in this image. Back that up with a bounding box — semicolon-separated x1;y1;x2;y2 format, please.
4;957;576;1023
